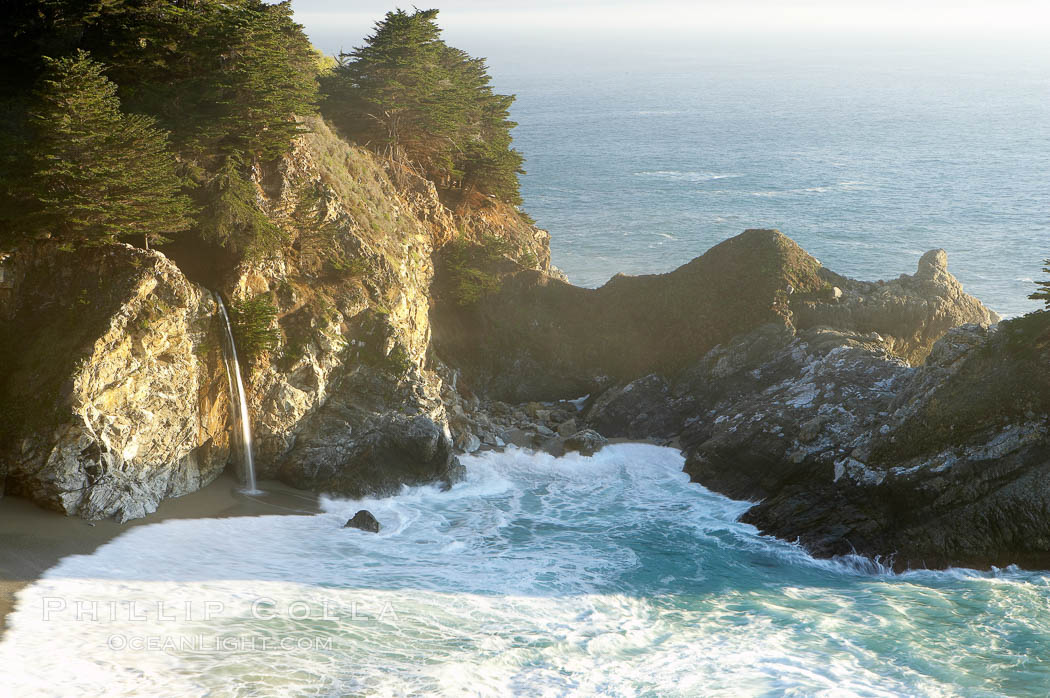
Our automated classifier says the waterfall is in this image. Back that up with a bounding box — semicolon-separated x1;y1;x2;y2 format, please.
214;293;260;494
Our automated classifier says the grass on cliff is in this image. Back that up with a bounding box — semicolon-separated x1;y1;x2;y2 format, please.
441;234;515;305
299;116;406;245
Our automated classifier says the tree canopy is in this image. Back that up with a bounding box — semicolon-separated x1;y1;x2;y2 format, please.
0;0;319;255
21;51;192;246
322;9;525;204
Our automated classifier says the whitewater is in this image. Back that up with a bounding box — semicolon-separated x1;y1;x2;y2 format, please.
3;444;1049;696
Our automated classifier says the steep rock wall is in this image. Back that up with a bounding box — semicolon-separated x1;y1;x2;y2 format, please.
0;244;228;521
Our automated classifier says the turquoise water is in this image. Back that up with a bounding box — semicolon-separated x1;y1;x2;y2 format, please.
496;44;1050;318
4;445;1050;696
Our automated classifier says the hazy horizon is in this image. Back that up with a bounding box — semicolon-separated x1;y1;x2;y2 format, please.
290;0;1050;62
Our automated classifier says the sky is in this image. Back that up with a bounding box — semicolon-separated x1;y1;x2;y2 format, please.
291;0;1050;57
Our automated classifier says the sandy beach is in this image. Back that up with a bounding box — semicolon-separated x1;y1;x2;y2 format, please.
0;474;320;636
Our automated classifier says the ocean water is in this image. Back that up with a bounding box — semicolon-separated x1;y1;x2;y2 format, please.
494;42;1050;318
4;444;1050;696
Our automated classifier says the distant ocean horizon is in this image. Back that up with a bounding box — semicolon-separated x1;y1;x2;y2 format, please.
478;38;1050;318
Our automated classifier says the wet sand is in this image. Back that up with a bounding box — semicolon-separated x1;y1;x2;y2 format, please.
0;474;320;636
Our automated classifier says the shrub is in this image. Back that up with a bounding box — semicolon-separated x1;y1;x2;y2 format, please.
230;295;281;366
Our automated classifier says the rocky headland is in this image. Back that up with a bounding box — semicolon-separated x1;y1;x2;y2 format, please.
2;114;1046;571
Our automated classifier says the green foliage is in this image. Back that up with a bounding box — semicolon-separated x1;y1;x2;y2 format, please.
230;295;282;366
15;51;192;246
179;1;319;160
384;343;414;376
0;0;319;257
322;9;524;203
443;234;514;305
196;156;287;259
1031;259;1050;310
518;248;539;270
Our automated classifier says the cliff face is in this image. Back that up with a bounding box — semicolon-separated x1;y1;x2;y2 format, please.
228;117;462;495
0;244;228;521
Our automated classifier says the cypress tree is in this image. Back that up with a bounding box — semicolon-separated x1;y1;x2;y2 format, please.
322;9;524;203
1032;260;1050;310
22;51;192;246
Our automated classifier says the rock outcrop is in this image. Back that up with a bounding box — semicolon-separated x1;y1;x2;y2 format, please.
0;115;557;519
792;248;1000;365
673;313;1050;568
432;229;996;403
0;115;558;516
344;510;381;533
0;244;228;521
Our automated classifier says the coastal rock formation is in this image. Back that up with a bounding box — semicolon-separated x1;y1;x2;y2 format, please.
224;118;554;495
0;244;228;521
572;309;1046;569
675;313;1050;568
432;229;997;403
792;248;1000;365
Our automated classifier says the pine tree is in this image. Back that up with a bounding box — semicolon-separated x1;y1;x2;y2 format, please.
22;51;192;246
1032;260;1050;310
196;155;286;258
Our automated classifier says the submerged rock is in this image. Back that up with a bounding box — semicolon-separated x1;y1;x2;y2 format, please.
344;510;380;533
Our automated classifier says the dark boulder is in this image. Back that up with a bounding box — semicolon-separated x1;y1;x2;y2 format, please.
279;412;463;498
585;374;687;439
561;429;609;457
344;510;381;533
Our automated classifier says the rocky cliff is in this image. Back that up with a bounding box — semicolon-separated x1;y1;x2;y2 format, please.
0;115;550;517
0;243;228;521
672;313;1050;569
432;229;997;402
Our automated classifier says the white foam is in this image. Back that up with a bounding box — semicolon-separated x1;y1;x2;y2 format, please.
3;444;1049;696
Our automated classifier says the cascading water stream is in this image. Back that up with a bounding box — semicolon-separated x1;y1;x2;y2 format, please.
214;293;260;494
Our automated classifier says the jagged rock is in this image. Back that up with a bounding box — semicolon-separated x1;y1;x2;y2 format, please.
585;374;685;439
562;429;608;457
791;248;999;365
0;243;229;521
344;510;380;533
678;313;1050;569
556;418;577;437
453;430;481;453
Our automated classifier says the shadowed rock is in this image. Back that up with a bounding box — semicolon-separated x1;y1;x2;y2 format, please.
344;510;380;533
433;230;997;402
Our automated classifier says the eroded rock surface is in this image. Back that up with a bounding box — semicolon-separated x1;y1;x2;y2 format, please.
0;244;228;521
